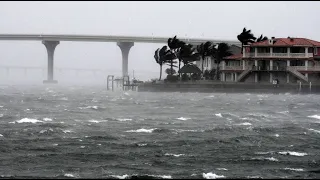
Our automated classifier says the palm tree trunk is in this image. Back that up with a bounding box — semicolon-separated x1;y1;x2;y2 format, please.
216;62;220;80
178;59;181;79
201;56;204;73
159;65;162;81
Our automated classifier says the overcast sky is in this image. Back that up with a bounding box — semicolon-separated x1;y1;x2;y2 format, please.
0;1;319;82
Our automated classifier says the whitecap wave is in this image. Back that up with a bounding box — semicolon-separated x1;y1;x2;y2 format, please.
165;153;185;157
110;175;129;179
216;168;228;171
278;151;307;156
117;118;132;122
11;118;44;124
215;113;223;118
176;117;191;121
309;128;320;134
237;122;252;126
126;128;156;133
64;173;76;178
63;130;74;134
0;134;3;137
255;151;274;155
43;118;52;121
137;143;147;147
283;168;304;172
88;120;100;123
203;172;225;179
79;106;99;110
308;115;320;120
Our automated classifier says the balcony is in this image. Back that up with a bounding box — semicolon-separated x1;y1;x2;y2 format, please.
244;53;313;58
223;66;243;70
288;66;320;71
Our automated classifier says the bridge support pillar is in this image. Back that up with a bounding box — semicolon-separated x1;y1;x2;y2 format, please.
42;40;59;84
117;42;134;77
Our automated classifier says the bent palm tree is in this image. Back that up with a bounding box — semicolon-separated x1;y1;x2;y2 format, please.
211;43;233;80
256;34;268;42
180;44;200;66
154;46;175;80
237;28;256;53
168;36;186;73
197;41;212;73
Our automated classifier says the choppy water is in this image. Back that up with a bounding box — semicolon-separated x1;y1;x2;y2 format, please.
0;85;320;179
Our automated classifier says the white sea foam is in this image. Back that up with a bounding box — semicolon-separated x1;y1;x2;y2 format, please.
216;168;228;171
43;118;52;121
0;134;3;137
255;151;274;155
110;175;129;179
308;115;320;120
53;144;58;146
137;143;147;147
126;128;156;133
63;130;74;134
265;157;279;161
278;151;308;156
64;174;75;178
215;113;223;118
275;134;280;137
88;120;100;123
79;106;99;110
237;122;252;126
309;128;320;134
283;168;304;172
0;114;3;118
176;117;191;121
173;129;204;133
80;146;85;148
14;118;44;124
165;153;185;157
117;118;132;122
203;172;225;179
150;175;172;179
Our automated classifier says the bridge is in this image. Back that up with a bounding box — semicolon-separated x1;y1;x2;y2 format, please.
0;34;241;84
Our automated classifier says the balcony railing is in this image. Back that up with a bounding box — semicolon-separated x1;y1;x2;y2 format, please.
244;53;313;58
223;66;243;70
289;66;320;71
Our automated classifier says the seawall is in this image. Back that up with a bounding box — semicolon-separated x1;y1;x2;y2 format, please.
137;81;320;94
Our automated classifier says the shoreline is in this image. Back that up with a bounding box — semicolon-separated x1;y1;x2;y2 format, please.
137;82;319;94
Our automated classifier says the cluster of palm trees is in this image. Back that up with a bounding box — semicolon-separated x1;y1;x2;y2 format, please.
153;28;268;81
154;36;233;81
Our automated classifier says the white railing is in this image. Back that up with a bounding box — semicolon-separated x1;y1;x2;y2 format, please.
224;66;243;70
288;66;305;71
244;53;313;58
288;66;320;71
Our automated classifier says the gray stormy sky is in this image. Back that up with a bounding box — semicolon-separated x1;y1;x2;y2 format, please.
0;1;319;83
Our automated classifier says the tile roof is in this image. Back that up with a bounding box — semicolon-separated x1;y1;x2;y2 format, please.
249;38;320;47
224;53;242;60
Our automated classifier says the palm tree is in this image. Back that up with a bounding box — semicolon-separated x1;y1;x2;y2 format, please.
196;41;212;73
179;44;201;66
211;43;233;80
168;36;186;72
237;27;256;53
154;46;175;80
256;34;268;42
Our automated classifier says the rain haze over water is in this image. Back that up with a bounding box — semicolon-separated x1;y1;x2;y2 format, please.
0;1;320;179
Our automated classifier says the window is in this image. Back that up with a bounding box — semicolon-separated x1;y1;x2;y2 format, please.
315;47;318;55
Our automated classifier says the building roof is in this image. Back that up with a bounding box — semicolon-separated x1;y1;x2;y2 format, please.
224;53;242;60
248;37;320;47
